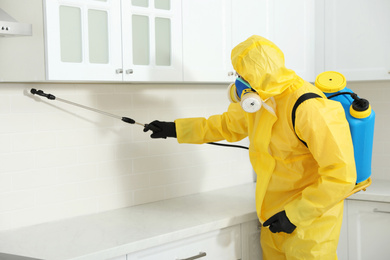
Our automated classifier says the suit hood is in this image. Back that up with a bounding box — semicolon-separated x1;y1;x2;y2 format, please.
231;35;299;100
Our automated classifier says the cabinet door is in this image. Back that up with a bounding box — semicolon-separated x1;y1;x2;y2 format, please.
127;225;241;260
231;0;269;48
241;219;262;260
121;0;183;82
269;0;316;82
182;0;234;82
323;0;390;81
107;256;126;260
44;0;123;81
337;200;349;260
347;200;390;260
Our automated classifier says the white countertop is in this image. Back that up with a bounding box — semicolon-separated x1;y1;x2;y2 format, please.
0;183;257;260
0;179;389;260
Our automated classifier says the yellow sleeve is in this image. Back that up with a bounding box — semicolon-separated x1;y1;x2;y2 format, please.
285;99;357;226
175;103;248;144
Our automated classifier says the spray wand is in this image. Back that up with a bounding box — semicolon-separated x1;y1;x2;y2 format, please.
30;89;249;149
30;88;160;132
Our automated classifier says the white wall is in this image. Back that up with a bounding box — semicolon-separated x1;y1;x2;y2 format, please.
0;82;253;231
0;80;388;231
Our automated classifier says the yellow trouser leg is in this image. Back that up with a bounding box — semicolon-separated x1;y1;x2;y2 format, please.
261;201;344;260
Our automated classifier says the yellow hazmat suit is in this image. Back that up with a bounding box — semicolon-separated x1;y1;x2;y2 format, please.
175;36;356;259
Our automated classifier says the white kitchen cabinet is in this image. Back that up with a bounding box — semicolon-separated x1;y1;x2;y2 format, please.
127;225;242;260
107;256;126;260
337;201;349;260
347;200;390;260
231;0;269;49
181;0;234;82
241;219;262;260
181;0;270;83
45;0;182;81
44;0;123;81
322;0;390;81
269;0;316;82
121;0;183;81
181;0;315;83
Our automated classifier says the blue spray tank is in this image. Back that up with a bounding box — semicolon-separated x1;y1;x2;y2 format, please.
315;71;375;184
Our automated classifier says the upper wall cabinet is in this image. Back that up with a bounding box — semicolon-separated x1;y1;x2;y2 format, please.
181;0;316;83
45;0;182;81
1;0;389;83
44;0;123;81
181;0;234;82
321;0;390;81
121;0;182;81
269;0;316;82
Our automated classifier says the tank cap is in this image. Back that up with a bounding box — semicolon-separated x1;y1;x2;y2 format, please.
352;98;370;112
315;71;346;93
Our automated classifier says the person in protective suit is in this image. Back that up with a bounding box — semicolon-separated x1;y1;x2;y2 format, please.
144;35;357;259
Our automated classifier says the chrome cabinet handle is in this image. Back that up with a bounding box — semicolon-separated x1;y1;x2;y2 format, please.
228;71;234;76
126;69;134;74
177;252;206;260
116;68;123;74
373;208;390;214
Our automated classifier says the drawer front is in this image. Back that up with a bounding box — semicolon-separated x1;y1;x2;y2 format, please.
127;225;241;260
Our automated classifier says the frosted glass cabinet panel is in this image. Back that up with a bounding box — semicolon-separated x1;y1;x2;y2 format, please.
132;15;150;65
59;6;82;63
88;9;109;64
155;17;171;66
45;0;122;81
122;0;182;81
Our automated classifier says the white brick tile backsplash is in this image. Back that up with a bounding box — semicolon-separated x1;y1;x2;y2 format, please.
0;96;10;114
0;81;387;231
12;168;59;190
134;186;166;205
0;190;35;212
0;174;13;193
0;151;35;174
0;114;35;134
0;134;12;154
34;148;78;169
97;191;133;211
12;132;57;152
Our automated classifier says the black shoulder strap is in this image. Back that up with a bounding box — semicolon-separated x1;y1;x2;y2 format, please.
292;93;322;147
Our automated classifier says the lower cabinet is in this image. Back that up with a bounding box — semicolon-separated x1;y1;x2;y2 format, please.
110;220;262;260
127;224;242;260
110;200;390;260
346;200;390;260
241;219;262;260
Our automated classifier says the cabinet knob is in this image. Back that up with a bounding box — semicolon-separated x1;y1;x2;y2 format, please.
116;69;123;74
126;69;134;74
228;71;234;76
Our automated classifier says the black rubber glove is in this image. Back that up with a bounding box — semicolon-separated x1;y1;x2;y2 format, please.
263;210;296;234
143;120;177;139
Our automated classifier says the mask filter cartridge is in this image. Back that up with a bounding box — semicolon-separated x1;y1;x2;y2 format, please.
240;89;262;113
227;77;262;113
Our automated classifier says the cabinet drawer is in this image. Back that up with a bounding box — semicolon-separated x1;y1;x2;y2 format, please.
127;225;241;260
347;200;390;260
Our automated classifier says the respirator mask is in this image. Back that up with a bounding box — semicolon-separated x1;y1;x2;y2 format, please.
227;76;262;113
